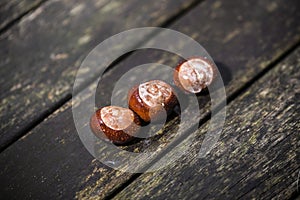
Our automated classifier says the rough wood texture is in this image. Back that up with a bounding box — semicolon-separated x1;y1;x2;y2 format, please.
113;47;300;200
85;0;300;152
0;0;299;199
0;0;199;151
0;0;45;31
90;0;300;157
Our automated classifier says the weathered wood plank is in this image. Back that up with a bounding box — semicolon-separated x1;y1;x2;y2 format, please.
113;47;300;199
0;0;45;31
0;0;299;199
88;0;300;161
0;0;200;151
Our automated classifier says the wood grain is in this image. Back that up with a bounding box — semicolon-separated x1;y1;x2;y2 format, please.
0;0;45;31
0;0;299;199
113;47;300;200
0;0;200;151
92;0;300;157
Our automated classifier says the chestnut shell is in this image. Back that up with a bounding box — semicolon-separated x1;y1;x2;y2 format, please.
128;80;178;122
174;57;217;93
90;106;141;144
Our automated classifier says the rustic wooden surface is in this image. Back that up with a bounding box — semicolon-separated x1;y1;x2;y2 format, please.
95;0;300;155
0;0;200;151
0;0;299;199
0;0;45;31
113;47;300;200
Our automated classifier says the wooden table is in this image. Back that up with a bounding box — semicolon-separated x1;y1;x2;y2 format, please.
0;0;299;199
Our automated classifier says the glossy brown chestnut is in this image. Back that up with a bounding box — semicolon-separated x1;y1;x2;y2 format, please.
90;106;141;144
174;57;217;93
128;80;178;122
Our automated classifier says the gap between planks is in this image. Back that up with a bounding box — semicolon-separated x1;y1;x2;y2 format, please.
0;0;48;35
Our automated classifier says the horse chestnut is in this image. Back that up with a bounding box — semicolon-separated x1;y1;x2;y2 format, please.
90;106;141;144
128;80;178;122
174;57;217;93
